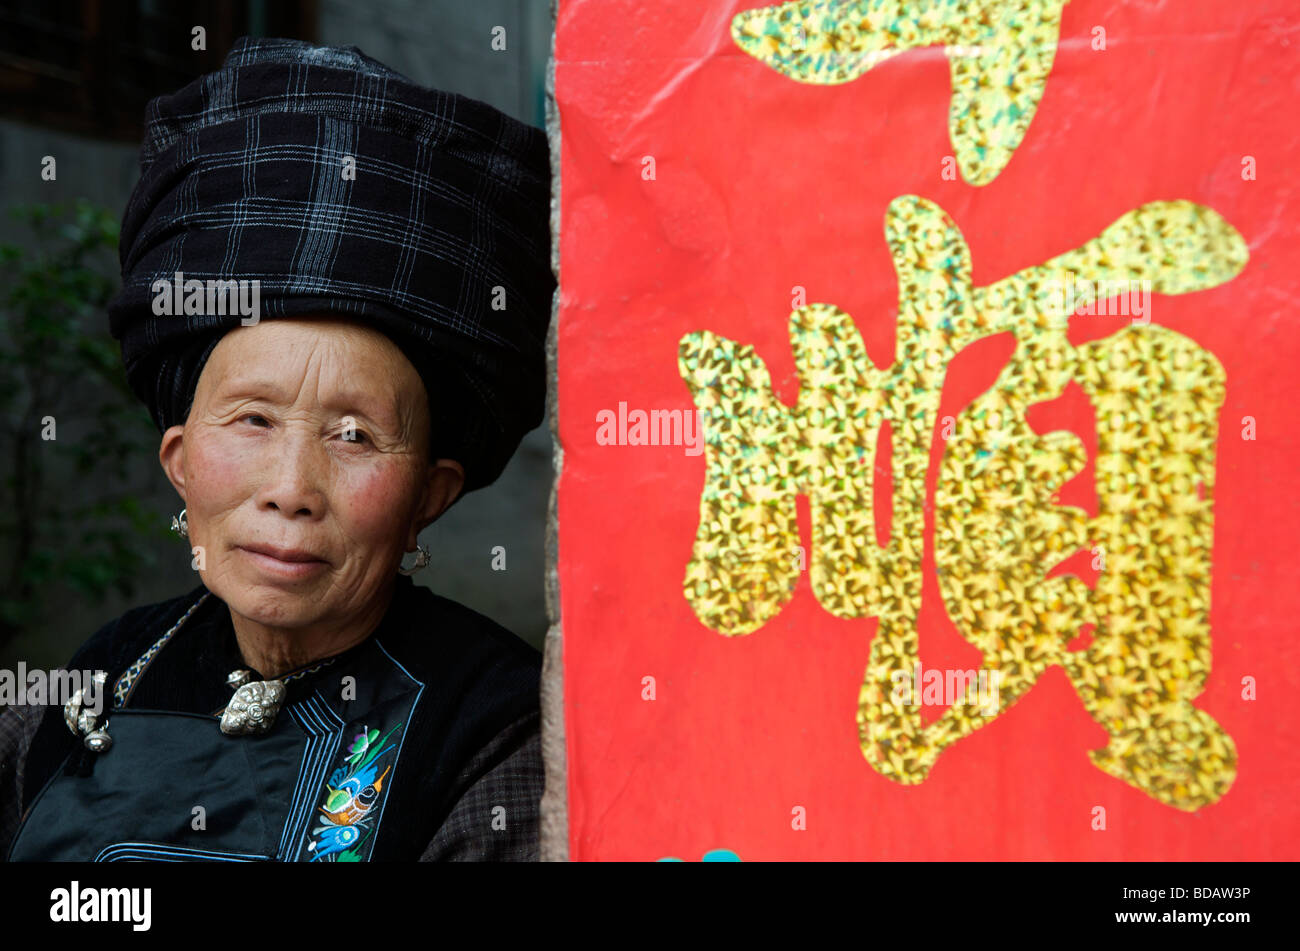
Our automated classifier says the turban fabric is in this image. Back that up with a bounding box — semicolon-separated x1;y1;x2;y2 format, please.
107;37;554;493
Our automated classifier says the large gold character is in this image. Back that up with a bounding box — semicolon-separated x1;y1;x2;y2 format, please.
732;0;1074;185
678;196;1246;811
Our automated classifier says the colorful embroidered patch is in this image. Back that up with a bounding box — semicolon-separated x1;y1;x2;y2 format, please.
306;723;402;862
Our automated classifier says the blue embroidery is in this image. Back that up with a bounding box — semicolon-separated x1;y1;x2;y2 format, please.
306;723;402;862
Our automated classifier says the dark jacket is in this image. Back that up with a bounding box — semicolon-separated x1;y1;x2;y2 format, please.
0;575;543;861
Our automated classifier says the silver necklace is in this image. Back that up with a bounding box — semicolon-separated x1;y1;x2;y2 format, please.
65;592;339;749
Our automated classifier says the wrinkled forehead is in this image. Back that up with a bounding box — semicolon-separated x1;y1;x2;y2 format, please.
196;317;429;425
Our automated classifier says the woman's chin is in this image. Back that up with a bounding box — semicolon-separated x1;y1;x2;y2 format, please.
208;571;331;630
233;595;322;631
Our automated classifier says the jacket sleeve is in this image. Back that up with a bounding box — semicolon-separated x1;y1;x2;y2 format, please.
419;710;544;862
0;703;47;859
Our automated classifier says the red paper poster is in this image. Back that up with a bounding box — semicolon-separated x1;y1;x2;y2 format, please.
554;0;1299;860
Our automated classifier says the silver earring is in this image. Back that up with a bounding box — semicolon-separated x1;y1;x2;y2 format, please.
398;544;431;575
170;508;189;538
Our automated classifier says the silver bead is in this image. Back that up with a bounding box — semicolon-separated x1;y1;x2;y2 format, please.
63;688;86;736
84;728;112;753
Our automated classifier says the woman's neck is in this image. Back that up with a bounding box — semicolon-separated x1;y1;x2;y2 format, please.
227;583;395;679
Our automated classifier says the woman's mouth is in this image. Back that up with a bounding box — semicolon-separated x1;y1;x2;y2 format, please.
236;543;329;580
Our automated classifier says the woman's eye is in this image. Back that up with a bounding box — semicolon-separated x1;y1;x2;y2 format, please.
337;428;370;445
241;414;270;427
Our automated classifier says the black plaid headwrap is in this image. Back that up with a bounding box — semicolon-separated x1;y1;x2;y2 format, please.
107;37;554;492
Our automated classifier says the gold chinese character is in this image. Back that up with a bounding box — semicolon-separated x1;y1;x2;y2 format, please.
678;195;1246;810
732;0;1072;185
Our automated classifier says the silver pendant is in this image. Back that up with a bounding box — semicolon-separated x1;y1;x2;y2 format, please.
64;672;110;752
63;688;95;736
220;679;285;735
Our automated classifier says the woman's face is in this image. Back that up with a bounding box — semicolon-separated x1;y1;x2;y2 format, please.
159;317;463;634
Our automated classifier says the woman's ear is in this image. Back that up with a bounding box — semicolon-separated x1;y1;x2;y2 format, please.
407;459;465;548
158;425;188;500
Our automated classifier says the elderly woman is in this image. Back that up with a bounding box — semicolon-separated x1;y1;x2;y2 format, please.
0;37;553;861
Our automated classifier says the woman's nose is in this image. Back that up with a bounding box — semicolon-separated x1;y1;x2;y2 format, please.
256;428;327;517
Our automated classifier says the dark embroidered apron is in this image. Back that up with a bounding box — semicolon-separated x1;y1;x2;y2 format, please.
8;638;423;862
